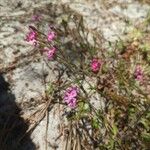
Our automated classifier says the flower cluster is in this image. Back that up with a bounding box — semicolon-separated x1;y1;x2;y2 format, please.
26;25;57;60
91;58;102;73
134;65;144;82
64;86;79;108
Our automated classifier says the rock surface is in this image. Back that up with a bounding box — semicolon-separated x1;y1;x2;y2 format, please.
0;0;149;149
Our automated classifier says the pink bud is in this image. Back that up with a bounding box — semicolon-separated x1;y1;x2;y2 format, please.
91;58;102;73
47;31;56;42
134;65;144;82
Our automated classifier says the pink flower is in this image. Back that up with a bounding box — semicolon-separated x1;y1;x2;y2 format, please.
64;86;78;108
47;31;56;42
134;65;144;82
67;98;76;108
44;47;56;60
91;58;102;73
26;30;36;42
32;14;42;21
26;30;37;46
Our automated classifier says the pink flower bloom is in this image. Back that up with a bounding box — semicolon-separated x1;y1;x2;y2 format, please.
91;58;102;73
26;30;37;46
26;30;36;42
134;65;144;82
136;75;143;81
47;31;56;42
67;98;76;108
32;14;42;21
45;47;56;60
64;86;78;108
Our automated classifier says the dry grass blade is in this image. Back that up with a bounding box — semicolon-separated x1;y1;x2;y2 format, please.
77;133;82;150
45;110;49;150
25;99;52;135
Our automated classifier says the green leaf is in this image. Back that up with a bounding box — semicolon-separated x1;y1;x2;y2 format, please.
47;83;54;95
140;43;150;52
139;118;149;130
141;132;150;142
111;124;118;136
92;117;99;129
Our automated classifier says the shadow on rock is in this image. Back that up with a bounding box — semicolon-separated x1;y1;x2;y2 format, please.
0;74;36;150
